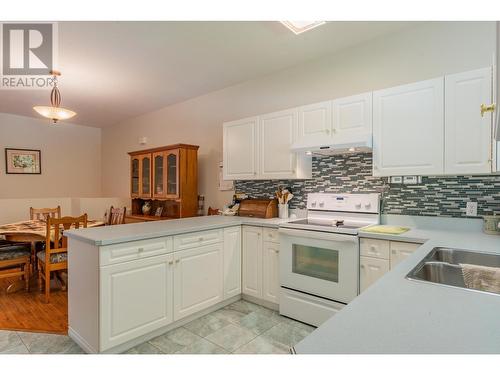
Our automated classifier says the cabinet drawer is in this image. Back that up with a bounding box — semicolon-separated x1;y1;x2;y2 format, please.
100;237;173;266
360;238;390;260
173;229;223;251
263;228;279;243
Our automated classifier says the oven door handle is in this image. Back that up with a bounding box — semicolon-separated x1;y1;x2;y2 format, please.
278;228;358;243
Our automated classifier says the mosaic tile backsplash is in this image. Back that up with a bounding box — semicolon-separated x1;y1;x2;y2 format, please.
234;153;500;218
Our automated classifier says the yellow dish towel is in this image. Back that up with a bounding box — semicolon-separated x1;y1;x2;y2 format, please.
361;225;410;235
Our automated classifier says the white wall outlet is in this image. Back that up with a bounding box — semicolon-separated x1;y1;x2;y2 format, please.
403;176;419;184
390;176;403;184
466;201;478;216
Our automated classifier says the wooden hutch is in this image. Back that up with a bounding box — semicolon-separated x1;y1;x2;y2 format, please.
127;144;199;222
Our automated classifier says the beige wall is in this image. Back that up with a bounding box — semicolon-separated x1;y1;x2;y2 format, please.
99;22;494;210
0;112;102;199
0;197;129;224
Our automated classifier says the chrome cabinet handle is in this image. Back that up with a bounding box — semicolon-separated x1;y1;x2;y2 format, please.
168;260;173;265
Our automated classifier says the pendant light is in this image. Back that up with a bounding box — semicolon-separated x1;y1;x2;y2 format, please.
33;70;76;124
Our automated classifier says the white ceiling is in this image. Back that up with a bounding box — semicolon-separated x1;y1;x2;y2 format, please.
0;21;416;128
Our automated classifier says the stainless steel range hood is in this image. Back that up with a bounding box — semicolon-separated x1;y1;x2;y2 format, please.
290;133;372;156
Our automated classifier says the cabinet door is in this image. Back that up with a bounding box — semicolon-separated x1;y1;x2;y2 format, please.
139;154;152;198
298;101;333;139
390;241;420;269
223;117;259;180
152;151;165;198
333;92;372;138
260;109;298;178
223;227;241;299
373;78;444;176
131;157;140;197
262;241;280;304
445;67;493;174
100;254;174;351
359;256;389;293
165;150;180;198
242;226;263;298
173;243;223;320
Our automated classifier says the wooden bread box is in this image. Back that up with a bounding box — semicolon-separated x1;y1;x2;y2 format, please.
238;199;278;219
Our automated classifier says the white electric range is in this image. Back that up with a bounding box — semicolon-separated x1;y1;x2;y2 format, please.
278;193;380;327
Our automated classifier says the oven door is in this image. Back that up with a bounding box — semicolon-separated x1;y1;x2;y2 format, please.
279;228;359;304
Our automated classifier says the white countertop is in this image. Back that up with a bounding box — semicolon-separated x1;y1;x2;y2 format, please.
295;215;500;354
65;215;291;246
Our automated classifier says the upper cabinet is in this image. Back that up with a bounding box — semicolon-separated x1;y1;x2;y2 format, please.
298;101;332;138
373;78;445;176
444;67;493;175
223;113;311;180
223;117;259;180
296;93;372;144
128;144;199;219
332;92;372;138
260;109;298;179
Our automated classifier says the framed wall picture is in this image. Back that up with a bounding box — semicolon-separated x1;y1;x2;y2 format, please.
5;148;41;174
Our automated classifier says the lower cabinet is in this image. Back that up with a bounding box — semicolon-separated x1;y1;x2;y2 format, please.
262;241;280;304
359;256;389;293
359;238;421;293
242;226;280;305
242;226;263;298
223;227;242;299
390;241;421;268
100;253;174;351
173;243;224;320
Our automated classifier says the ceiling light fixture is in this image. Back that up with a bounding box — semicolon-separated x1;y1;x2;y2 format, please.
280;21;326;35
33;70;76;124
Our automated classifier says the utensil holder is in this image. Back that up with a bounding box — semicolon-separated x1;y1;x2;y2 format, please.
278;204;289;219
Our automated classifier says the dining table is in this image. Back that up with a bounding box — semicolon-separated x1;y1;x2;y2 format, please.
0;219;104;292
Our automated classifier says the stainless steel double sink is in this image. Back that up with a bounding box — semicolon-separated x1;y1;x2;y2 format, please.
406;247;500;295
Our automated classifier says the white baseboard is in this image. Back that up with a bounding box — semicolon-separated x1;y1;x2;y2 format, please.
68;327;97;354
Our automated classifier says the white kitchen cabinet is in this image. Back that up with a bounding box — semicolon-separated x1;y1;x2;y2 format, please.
445;67;493;174
260;109;298;179
262;240;280;304
241;226;263;298
333;92;372;138
173;243;224;320
223;226;241;299
390;241;420;269
298;100;333;139
373;78;444;176
100;254;174;351
359;256;390;293
223;116;259;180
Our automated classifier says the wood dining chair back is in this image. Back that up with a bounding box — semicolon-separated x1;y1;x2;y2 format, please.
107;206;126;225
37;214;87;303
30;206;61;221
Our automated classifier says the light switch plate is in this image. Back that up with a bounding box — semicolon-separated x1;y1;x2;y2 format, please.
466;201;478;216
390;176;403;184
403;176;419;184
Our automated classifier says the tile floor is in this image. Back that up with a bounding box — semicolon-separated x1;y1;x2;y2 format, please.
0;300;315;354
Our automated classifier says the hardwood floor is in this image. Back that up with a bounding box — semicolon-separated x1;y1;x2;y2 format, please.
0;271;68;334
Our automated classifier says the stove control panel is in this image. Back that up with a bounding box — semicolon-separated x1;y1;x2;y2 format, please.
306;193;380;214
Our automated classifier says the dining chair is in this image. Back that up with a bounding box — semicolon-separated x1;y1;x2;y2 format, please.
106;206;127;225
29;206;61;273
30;206;61;221
0;242;31;292
37;214;87;303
